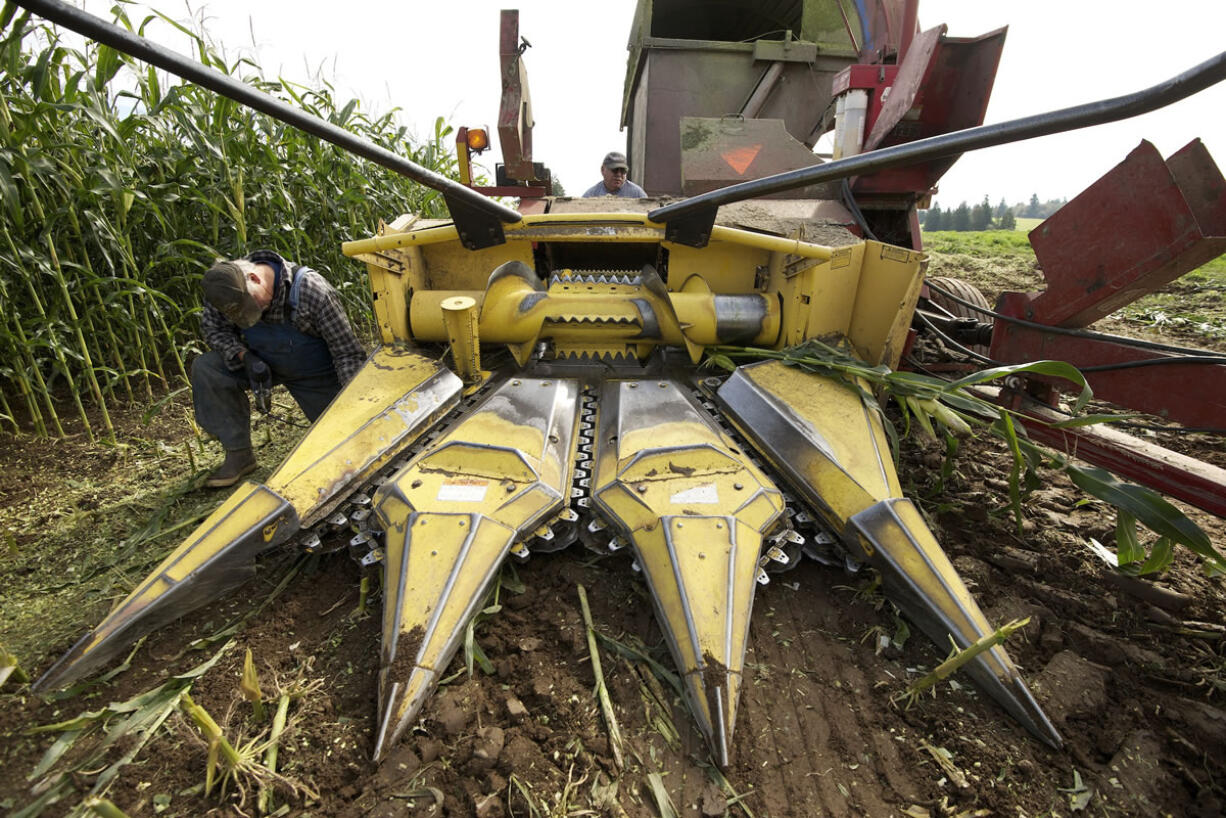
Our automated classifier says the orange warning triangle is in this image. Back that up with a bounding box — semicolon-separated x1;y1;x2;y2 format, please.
721;144;761;175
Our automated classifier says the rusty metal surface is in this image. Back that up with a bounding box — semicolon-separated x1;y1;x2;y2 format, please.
629;48;842;196
853;26;1007;196
990;292;1226;430
679;118;841;198
1026;139;1226;327
497;10;536;182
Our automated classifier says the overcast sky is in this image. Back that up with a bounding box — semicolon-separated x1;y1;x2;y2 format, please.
76;0;1226;211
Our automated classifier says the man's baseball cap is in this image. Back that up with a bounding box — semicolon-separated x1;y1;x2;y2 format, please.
602;151;629;171
202;261;263;329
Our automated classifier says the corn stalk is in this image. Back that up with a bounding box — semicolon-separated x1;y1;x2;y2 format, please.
0;5;461;437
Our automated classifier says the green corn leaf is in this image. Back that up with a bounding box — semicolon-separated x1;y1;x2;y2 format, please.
1137;537;1175;576
1046;413;1139;429
1115;512;1144;566
1066;464;1219;565
947;359;1093;413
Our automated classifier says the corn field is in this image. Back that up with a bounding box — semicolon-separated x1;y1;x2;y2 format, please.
0;3;460;442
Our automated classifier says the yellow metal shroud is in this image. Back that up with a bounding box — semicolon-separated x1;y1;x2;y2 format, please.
348;213;924;369
33;348;462;692
370;377;581;761
716;361;1061;747
590;380;784;767
37;209;1062;764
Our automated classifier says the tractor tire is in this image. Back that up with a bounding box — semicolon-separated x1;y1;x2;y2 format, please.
925;276;992;355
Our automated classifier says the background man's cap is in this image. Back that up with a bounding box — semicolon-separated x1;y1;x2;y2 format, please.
602;151;629;170
202;261;262;328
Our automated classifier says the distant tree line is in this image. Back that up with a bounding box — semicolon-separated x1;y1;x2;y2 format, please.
921;194;1069;231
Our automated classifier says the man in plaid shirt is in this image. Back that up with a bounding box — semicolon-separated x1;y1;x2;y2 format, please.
194;249;366;487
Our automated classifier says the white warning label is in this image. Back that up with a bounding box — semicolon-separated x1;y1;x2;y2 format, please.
670;484;719;504
438;479;489;502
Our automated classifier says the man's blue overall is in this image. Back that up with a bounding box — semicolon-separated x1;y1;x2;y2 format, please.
191;269;339;451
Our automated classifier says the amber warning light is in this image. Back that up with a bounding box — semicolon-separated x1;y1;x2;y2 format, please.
466;128;490;153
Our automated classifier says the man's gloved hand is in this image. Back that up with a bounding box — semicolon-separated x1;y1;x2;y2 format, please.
244;352;273;414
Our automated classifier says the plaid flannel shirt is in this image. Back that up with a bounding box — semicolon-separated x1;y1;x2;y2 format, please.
200;253;365;385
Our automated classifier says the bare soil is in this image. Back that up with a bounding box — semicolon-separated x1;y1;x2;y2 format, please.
2;259;1226;817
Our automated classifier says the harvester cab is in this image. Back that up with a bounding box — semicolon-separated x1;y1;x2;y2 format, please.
18;0;1226;769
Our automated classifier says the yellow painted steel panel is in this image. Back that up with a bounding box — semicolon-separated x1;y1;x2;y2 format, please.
847;241;926;367
667;240;766;293
740;361;900;511
854;499;1012;679
801;244;863;342
267;346;460;521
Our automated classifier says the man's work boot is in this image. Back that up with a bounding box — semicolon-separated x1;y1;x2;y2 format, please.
205;448;257;488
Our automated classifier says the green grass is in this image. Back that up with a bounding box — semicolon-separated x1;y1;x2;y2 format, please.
922;230;1226;348
921;229;1036;259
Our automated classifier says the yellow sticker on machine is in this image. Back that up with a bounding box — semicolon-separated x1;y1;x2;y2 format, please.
880;245;913;263
831;247;852;269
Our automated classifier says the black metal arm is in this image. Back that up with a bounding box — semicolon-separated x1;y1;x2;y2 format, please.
14;0;523;249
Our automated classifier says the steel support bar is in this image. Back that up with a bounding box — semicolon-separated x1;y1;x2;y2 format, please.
649;48;1226;244
990;292;1226;429
14;0;523;238
497;9;536;181
1001;394;1226;519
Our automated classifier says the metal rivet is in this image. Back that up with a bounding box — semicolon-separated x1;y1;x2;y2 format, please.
412;479;422;489
733;483;743;490
629;383;638;389
658;382;667;388
512;380;521;386
637;484;647;493
716;523;723;529
458;520;465;527
699;552;706;559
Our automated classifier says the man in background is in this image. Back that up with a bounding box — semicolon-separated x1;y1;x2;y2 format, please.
582;151;646;197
